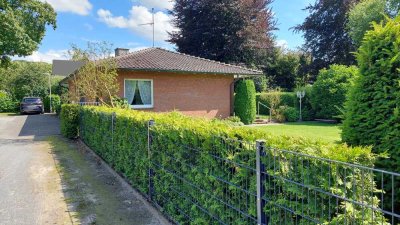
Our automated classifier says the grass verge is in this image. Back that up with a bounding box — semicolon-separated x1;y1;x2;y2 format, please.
47;136;163;225
251;121;342;144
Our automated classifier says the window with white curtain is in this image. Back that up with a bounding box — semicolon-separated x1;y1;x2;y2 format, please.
124;79;153;108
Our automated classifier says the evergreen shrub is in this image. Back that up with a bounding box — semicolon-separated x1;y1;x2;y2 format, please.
69;106;384;224
60;104;80;138
342;17;400;211
234;80;256;124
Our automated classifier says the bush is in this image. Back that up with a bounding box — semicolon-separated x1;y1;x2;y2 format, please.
74;106;382;224
0;91;17;112
221;116;244;126
234;80;256;124
283;107;299;122
60;104;80;139
342;17;400;210
311;65;358;120
44;94;61;113
257;89;314;121
256;92;296;115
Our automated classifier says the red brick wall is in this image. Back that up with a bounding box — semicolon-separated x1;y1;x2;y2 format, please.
117;70;234;119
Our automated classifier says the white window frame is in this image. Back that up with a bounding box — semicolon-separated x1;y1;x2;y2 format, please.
124;79;154;109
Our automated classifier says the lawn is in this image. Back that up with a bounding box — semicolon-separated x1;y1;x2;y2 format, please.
251;121;342;144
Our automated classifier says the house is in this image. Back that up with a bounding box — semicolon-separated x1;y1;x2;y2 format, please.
62;48;263;119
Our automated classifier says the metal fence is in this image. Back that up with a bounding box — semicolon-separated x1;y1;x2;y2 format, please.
80;112;400;225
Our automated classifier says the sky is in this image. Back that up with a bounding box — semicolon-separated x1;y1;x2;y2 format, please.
17;0;315;63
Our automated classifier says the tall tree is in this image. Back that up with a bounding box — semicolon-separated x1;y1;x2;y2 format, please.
347;0;386;47
169;0;275;66
0;0;57;66
294;0;360;72
347;0;399;47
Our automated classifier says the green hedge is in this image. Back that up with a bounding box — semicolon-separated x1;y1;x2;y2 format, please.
69;106;385;224
234;80;256;124
60;104;80;138
44;94;61;113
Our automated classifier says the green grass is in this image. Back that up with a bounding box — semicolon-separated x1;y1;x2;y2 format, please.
252;121;342;144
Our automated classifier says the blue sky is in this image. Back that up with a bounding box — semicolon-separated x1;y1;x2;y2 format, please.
19;0;314;62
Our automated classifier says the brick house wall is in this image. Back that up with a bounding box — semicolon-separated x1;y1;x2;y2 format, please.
117;70;235;119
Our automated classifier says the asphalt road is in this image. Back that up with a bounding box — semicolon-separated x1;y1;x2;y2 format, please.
0;114;73;225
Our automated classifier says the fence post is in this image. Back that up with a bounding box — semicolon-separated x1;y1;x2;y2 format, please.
148;120;155;201
256;140;267;225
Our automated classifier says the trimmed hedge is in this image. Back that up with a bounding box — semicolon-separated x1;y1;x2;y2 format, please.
60;104;80;138
234;80;256;124
65;106;385;224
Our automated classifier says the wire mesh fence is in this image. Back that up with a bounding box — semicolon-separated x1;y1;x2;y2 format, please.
79;112;400;225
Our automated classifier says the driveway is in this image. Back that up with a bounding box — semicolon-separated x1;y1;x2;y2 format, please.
0;114;171;225
0;114;72;225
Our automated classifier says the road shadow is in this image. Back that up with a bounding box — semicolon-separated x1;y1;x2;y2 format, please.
18;114;60;140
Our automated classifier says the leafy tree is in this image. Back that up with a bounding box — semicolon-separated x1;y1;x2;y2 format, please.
68;42;119;107
263;49;312;91
0;61;52;100
169;0;275;66
310;64;358;120
0;0;57;66
234;79;256;124
342;17;400;211
347;0;399;47
294;0;360;71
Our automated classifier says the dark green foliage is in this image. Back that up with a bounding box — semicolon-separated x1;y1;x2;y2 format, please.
74;106;383;224
60;104;80;139
234;80;256;124
311;65;358;119
169;0;275;65
0;0;57;65
283;107;299;122
342;17;400;211
44;94;61;113
263;49;312;90
0;91;17;112
294;0;359;71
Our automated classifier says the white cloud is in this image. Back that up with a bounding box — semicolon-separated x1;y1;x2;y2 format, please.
14;50;69;63
134;0;174;10
41;0;92;16
97;6;176;42
276;39;288;49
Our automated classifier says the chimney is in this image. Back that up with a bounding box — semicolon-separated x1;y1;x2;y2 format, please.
115;48;129;57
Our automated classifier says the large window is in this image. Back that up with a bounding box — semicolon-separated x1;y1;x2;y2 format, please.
124;79;153;109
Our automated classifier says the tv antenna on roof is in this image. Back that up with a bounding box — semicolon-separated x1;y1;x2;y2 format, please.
139;8;155;47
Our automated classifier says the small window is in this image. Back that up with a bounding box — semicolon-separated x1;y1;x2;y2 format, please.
124;79;153;109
